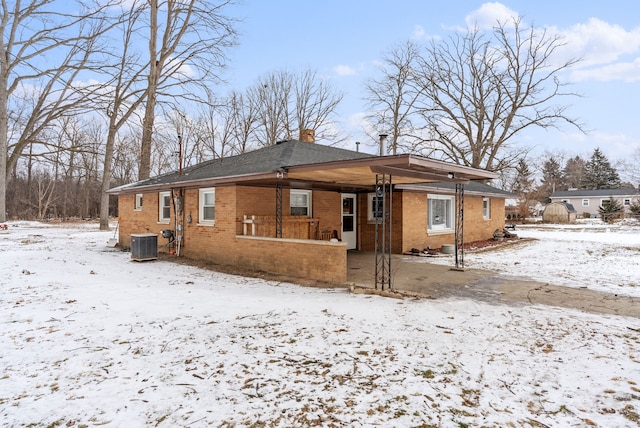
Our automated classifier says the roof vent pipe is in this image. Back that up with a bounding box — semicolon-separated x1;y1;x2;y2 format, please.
379;134;388;156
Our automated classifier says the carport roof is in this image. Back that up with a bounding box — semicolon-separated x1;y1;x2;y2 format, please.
108;139;498;195
396;181;516;198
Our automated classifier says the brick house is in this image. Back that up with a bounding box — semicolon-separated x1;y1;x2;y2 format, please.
109;134;508;285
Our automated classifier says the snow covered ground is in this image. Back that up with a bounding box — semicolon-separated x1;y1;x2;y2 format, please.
424;219;640;298
1;220;639;427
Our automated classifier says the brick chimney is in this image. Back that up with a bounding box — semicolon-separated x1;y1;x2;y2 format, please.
300;129;315;143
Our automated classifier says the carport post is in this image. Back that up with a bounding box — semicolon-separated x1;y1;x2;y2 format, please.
454;183;464;270
275;177;283;238
374;174;392;290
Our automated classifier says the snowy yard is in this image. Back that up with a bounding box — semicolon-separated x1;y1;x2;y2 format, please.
427;219;640;298
1;221;639;427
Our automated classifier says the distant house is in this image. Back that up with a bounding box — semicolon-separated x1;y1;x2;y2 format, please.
108;132;507;284
542;201;577;224
504;197;544;220
549;189;640;218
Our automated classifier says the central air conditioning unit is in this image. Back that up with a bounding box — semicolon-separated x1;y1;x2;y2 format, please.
130;233;158;261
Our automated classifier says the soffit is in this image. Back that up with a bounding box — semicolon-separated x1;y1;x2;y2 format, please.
285;155;497;188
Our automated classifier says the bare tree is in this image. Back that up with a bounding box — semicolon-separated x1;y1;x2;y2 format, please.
111;132;140;185
410;18;583;172
94;2;149;229
248;68;344;146
0;0;115;222
364;41;423;155
248;70;294;146
294;69;343;143
618;147;640;188
138;0;237;180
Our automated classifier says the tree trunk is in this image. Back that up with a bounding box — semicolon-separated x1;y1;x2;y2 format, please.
0;51;8;222
138;0;159;181
99;124;118;230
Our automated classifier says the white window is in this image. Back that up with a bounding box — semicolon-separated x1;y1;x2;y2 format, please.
290;190;311;216
367;193;384;222
199;188;216;224
135;194;143;210
582;199;589;207
482;197;491;219
624;198;631;206
159;191;171;222
600;199;611;208
428;195;454;232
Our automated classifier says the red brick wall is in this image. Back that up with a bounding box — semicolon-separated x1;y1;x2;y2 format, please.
118;186;347;283
358;192;405;253
313;191;342;238
118;186;505;280
354;190;506;253
401;192;428;252
118;193;172;248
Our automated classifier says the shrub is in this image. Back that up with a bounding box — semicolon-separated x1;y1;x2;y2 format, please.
599;198;623;223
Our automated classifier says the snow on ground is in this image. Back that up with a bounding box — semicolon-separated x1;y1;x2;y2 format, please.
1;221;640;427
424;218;640;298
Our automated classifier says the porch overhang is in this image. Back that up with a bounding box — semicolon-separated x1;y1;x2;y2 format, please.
284;154;497;190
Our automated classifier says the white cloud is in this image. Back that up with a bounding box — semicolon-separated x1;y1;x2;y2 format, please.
560;18;640;68
465;2;519;30
547;18;640;83
410;24;441;42
571;57;640;82
332;65;357;76
412;25;426;40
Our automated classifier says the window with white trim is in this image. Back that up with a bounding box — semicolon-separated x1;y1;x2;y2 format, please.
159;191;171;222
600;199;611;208
367;193;384;222
624;198;631;206
482;197;491;219
199;188;216;224
582;199;589;206
135;193;143;210
290;190;311;216
428;195;454;232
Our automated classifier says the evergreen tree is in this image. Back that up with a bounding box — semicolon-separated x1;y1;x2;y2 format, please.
512;158;536;217
599;197;623;223
539;156;565;202
582;148;621;189
564;156;585;189
512;159;536;194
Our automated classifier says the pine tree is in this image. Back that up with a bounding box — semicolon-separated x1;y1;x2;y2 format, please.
582;148;621;189
511;158;536;217
564;156;585;189
539;156;565;202
599;197;623;223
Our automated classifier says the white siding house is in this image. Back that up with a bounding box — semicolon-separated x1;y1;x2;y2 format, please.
549;189;640;218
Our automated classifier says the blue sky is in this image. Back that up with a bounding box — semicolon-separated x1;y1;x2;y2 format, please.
223;1;640;167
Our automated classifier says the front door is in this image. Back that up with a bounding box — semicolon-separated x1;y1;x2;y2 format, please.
342;193;357;250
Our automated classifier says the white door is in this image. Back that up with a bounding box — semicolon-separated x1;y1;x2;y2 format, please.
341;194;357;250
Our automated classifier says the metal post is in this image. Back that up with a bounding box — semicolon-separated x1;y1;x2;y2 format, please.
374;174;393;290
454;183;464;270
275;179;283;238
